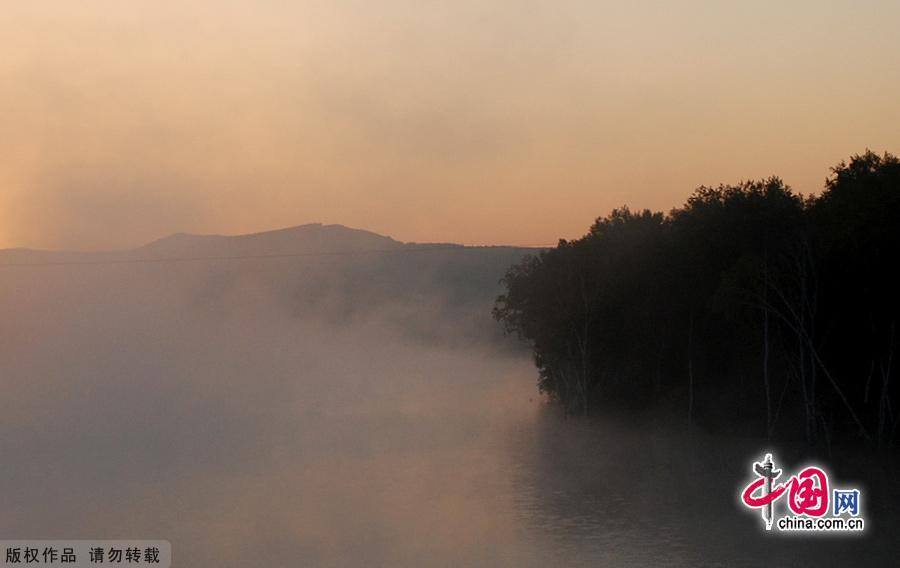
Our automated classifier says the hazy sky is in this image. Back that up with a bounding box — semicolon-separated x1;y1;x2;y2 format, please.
2;1;898;250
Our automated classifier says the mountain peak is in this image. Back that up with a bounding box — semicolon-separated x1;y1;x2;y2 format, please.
139;223;403;257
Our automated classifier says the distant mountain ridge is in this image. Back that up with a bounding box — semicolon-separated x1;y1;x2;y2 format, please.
0;222;540;347
137;223;404;257
0;224;421;264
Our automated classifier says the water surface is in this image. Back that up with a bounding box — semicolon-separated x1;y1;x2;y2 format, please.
1;282;897;566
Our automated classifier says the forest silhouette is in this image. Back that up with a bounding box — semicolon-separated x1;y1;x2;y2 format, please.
495;150;900;451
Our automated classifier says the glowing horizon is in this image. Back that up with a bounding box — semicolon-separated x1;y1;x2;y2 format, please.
3;1;899;250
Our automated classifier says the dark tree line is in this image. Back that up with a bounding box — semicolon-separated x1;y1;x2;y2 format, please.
494;151;900;449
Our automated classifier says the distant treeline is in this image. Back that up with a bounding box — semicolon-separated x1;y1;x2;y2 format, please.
494;151;900;449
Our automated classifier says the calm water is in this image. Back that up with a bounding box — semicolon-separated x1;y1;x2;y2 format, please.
2;312;898;566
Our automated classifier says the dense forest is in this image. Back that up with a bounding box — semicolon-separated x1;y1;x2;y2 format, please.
494;151;900;449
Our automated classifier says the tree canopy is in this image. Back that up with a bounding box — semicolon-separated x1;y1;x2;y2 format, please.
495;151;900;449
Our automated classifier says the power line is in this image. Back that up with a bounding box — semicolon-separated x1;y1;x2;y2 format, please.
0;243;556;268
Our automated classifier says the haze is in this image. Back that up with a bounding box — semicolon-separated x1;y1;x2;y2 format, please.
5;227;894;565
3;1;899;250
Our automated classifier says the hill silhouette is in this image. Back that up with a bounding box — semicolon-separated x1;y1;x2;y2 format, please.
1;223;405;263
137;223;404;257
0;223;537;347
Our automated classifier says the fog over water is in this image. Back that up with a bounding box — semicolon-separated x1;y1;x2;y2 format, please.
1;226;897;566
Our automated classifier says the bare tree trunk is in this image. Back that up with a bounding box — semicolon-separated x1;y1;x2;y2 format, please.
578;336;590;416
806;252;819;444
798;331;812;443
576;270;592;416
763;250;772;438
878;322;895;447
655;338;663;395
688;310;694;426
864;359;876;404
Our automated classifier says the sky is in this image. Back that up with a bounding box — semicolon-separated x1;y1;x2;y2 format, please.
2;0;899;250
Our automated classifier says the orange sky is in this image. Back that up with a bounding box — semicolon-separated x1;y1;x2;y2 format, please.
2;1;899;250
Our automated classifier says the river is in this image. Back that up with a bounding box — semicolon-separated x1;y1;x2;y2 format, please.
1;305;898;566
